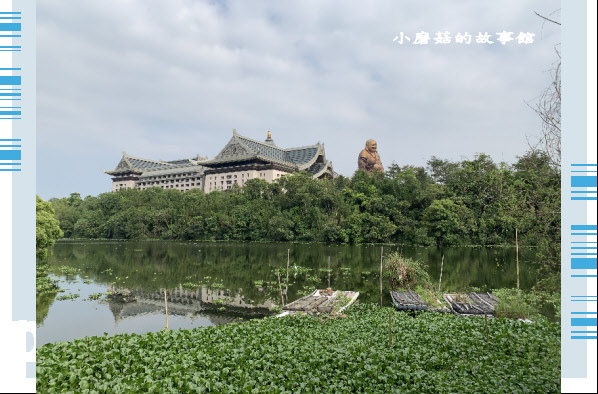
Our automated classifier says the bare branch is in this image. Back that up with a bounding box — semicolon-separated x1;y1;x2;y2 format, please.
534;11;561;26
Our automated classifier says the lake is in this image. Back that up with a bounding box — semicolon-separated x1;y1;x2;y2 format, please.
37;241;537;346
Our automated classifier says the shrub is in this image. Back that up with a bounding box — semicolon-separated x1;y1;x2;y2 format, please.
383;252;432;290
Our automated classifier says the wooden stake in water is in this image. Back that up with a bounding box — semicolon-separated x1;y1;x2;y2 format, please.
328;256;331;288
438;255;445;292
389;311;392;347
277;270;284;306
516;228;520;296
484;313;489;344
380;247;384;308
286;249;290;303
163;289;169;330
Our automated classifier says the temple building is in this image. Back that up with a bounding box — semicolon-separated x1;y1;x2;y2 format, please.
103;130;334;192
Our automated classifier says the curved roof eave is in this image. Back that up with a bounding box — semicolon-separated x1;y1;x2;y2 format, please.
297;145;324;171
312;161;334;179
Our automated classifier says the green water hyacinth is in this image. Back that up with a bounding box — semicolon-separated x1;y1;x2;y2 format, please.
37;304;559;393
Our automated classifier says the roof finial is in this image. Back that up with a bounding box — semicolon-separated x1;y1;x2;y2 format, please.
267;129;271;139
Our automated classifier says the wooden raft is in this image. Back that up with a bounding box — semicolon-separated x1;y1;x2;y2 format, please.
443;293;498;316
390;291;428;311
282;290;359;314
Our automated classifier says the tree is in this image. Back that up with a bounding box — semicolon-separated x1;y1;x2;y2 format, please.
36;195;63;260
527;10;561;168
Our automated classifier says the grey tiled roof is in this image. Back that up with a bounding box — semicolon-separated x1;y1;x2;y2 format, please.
204;132;324;170
286;146;319;165
306;162;326;175
238;136;288;162
127;157;171;170
167;159;196;165
139;163;204;178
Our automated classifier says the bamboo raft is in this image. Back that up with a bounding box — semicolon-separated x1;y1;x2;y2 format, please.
443;293;498;316
390;291;497;315
390;291;428;311
278;290;359;316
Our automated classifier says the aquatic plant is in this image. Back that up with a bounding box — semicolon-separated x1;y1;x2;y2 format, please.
37;303;559;393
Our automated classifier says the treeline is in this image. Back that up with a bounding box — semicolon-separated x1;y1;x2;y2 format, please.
51;151;560;249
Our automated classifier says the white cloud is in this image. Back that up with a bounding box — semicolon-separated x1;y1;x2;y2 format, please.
37;0;561;198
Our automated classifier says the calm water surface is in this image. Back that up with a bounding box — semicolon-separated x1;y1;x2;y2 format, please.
37;241;537;346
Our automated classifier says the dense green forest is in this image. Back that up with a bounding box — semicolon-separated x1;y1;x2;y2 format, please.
51;151;559;250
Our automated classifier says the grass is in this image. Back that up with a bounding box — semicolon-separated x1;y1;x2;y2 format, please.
37;303;560;393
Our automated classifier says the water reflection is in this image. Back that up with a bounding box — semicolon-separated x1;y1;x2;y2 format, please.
37;241;537;345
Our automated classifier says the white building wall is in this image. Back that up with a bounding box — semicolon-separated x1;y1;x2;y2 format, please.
112;179;136;192
204;169;290;193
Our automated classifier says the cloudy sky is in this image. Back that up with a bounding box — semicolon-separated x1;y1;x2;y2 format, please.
36;0;560;200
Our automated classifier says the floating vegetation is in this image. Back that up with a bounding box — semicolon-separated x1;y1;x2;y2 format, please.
57;266;80;276
37;304;560;392
181;282;202;290
56;293;80;301
88;293;103;301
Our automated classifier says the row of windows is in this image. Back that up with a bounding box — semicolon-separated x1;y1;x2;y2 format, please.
142;173;199;181
207;173;252;181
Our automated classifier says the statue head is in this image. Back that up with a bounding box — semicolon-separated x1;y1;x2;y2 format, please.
365;139;378;154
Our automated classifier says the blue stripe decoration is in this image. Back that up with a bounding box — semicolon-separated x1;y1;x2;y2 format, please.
572;176;598;188
0;111;21;115
572;312;597;314
0;145;21;147
0;163;20;165
0;139;21;141
572;336;597;340
572;275;598;277
572;164;598;166
572;247;598;249
0;168;21;171
0;150;20;160
0;94;21;97
571;258;597;269
0;23;20;31
571;225;597;231
0;76;21;85
571;318;597;326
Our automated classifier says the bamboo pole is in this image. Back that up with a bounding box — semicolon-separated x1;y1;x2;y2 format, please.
328;256;331;289
286;249;290;303
516;228;520;296
484;313;489;344
438;255;445;292
277;270;284;306
380;247;384;308
389;311;392;347
163;289;169;330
